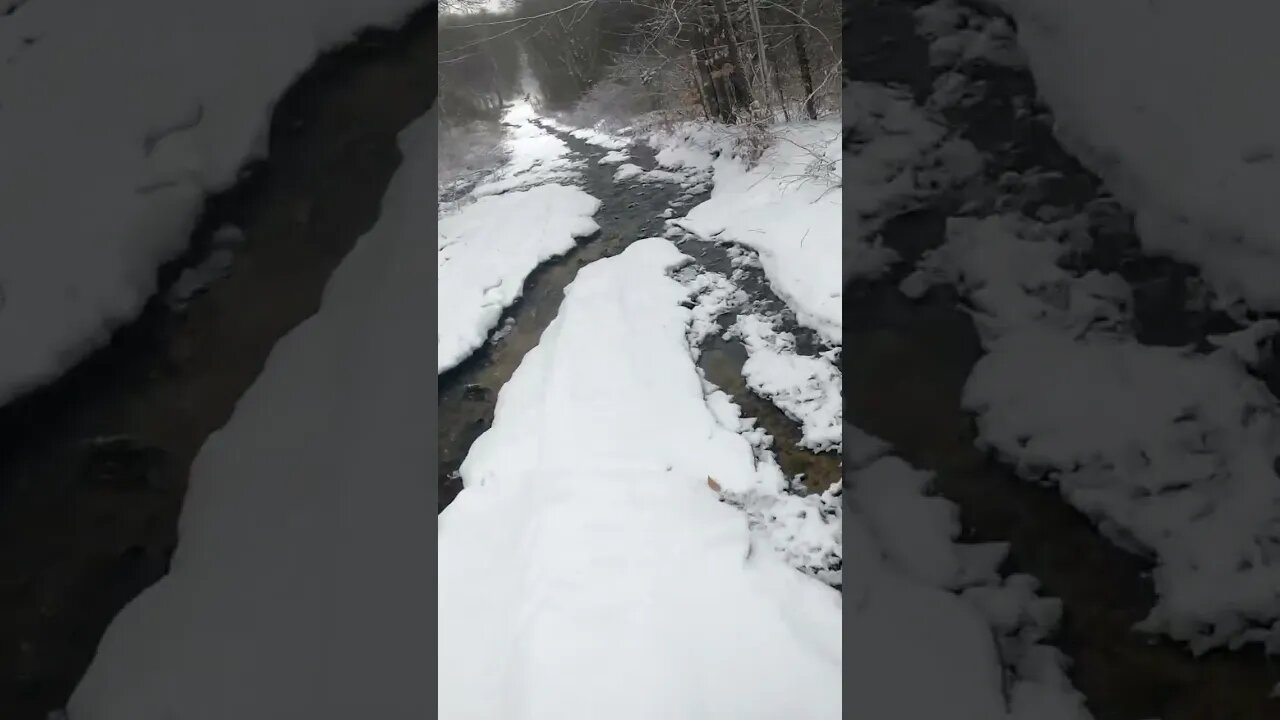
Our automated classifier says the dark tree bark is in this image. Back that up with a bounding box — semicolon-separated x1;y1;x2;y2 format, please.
708;0;754;119
793;26;817;120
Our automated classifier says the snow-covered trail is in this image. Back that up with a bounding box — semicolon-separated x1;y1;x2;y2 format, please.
847;1;1280;718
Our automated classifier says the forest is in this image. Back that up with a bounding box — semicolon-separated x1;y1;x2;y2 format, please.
438;0;841;145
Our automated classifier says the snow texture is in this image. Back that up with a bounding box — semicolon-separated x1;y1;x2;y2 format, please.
67;110;438;720
731;313;842;451
0;0;420;406
997;0;1280;311
613;163;644;182
909;211;1280;652
473;103;582;197
844;80;983;283
656;122;843;344
438;184;600;374
915;0;1025;69
440;238;841;719
845;444;1093;719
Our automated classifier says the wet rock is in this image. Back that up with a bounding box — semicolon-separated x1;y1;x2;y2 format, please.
462;383;489;401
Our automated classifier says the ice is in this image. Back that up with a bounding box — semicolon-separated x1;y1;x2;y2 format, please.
441;238;840;718
438;183;601;374
997;0;1280;311
0;0;420;407
65;110;438;720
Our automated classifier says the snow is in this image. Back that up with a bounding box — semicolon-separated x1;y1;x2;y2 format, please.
598;150;630;164
437;184;601;374
679;270;747;349
907;211;1280;652
473;102;581;197
0;0;420;407
440;237;840;719
568;126;629;150
731;313;842;451
845;446;1093;719
539;116;630;150
915;0;1024;69
438;100;604;373
996;0;1280;311
658;122;843;344
613;163;644;182
66;110;438;720
647;124;720;172
844;80;983;282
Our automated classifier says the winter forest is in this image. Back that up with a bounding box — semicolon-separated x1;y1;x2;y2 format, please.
439;0;840;180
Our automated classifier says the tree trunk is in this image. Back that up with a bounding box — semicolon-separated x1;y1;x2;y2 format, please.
690;51;715;121
695;10;733;122
746;0;773;118
793;26;817;120
763;8;790;121
709;0;754;119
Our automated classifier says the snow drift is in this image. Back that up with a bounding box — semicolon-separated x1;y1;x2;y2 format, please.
996;0;1280;310
0;0;420;406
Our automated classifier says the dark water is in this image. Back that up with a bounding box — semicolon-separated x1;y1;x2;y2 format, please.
846;1;1280;717
0;9;437;717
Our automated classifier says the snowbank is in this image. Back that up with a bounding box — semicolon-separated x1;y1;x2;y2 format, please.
0;0;420;406
440;238;841;719
997;0;1280;310
67;111;437;720
437;184;600;374
845;445;1092;720
733;314;841;451
657;122;844;344
906;212;1280;652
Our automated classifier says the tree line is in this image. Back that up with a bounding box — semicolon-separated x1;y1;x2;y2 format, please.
439;0;840;127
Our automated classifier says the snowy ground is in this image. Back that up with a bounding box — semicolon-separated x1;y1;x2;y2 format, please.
648;121;844;344
846;1;1280;715
65;110;438;720
0;0;420;407
844;436;1091;720
439;238;841;719
437;102;602;373
994;0;1280;311
886;0;1280;656
438;183;599;373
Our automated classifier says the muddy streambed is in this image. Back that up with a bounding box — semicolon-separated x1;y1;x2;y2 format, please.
847;0;1280;717
0;8;436;718
438;123;839;510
